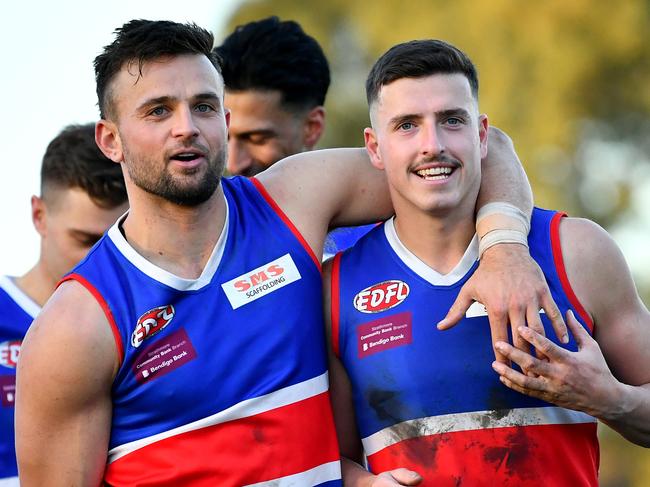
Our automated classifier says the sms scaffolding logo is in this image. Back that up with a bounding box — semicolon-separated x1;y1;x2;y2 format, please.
221;254;302;309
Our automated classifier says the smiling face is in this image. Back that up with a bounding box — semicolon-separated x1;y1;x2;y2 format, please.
365;73;488;218
97;54;230;207
224;89;312;176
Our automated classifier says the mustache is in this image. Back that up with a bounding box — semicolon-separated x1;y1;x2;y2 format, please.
418;153;461;167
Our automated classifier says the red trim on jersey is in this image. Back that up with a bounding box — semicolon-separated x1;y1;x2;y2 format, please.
104;391;340;486
330;252;343;358
549;213;594;333
59;273;125;366
250;177;321;271
367;422;599;486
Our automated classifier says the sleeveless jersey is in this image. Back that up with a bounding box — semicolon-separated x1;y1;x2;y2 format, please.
331;208;599;487
63;176;341;487
323;224;377;260
0;275;40;485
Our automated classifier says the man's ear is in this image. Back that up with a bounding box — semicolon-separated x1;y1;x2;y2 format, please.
364;127;384;170
31;195;47;238
95;120;123;163
302;106;326;150
478;114;489;159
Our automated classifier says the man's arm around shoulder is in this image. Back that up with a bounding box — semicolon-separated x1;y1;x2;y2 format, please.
16;280;118;485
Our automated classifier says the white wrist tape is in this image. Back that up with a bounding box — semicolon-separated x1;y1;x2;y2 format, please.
476;202;530;235
478;229;529;259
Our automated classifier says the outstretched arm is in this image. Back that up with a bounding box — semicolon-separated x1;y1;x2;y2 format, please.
258;130;565;364
16;281;117;485
492;217;650;446
438;127;567;363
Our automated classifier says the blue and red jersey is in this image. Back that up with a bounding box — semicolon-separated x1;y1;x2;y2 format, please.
0;275;40;485
63;176;341;486
331;208;599;486
324;224;377;260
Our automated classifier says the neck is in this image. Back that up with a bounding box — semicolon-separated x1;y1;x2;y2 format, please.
15;262;57;307
122;184;227;279
392;203;476;275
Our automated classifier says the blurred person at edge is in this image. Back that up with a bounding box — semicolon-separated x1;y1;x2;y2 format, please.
215;16;374;257
0;123;127;486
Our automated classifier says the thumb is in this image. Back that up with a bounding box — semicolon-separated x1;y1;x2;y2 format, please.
566;309;591;349
387;468;423;485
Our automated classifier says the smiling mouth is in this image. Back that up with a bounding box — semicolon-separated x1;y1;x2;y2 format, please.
415;166;454;181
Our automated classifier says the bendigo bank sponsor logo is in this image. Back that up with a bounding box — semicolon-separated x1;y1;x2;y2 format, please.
222;253;302;309
354;280;410;313
131;305;175;348
0;340;21;368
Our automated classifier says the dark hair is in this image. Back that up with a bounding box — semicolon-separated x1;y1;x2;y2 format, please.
94;19;221;119
41;123;127;209
214;16;330;111
366;39;478;106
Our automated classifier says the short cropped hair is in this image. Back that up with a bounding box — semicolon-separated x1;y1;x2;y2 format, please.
366;39;478;107
214;16;330;111
41;123;127;209
94;19;221;119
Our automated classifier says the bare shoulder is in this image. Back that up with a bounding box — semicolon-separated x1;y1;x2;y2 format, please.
19;278;119;386
558;216;650;384
16;279;116;484
558;216;635;317
558;217;633;309
558;216;622;263
256;148;369;205
255;148;383;255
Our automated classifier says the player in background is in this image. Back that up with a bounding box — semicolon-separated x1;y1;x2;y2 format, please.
325;39;650;486
215;16;375;257
0;123;127;486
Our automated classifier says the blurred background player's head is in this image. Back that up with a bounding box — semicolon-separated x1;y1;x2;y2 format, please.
214;16;330;176
31;123;128;294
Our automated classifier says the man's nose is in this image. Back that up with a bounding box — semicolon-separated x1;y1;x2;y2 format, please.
171;106;200;139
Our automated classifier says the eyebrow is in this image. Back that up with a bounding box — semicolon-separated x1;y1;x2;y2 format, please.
68;229;104;242
232;128;278;139
388;108;472;127
137;92;222;112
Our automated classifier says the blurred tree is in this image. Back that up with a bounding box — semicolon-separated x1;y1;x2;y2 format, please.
221;1;650;484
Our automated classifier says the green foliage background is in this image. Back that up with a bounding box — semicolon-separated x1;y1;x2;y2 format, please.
220;2;650;484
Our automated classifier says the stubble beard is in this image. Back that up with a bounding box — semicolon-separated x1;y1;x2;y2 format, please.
124;145;226;207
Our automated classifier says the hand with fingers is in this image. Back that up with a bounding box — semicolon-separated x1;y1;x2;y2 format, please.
437;242;568;364
491;310;622;417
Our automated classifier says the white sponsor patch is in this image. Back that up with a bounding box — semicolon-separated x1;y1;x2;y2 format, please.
465;301;488;318
465;301;546;318
221;254;302;309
